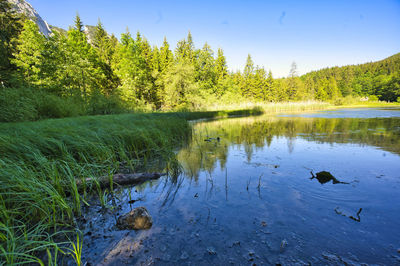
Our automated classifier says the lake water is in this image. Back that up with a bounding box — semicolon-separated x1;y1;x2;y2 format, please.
80;107;400;265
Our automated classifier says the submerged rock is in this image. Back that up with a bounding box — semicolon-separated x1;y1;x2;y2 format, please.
116;207;153;230
310;171;349;184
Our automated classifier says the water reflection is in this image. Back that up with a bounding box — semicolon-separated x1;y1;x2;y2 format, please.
179;115;400;179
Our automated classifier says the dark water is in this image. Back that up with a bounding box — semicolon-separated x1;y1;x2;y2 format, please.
80;108;400;265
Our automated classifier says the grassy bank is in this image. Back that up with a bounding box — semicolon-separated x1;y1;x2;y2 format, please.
0;113;194;264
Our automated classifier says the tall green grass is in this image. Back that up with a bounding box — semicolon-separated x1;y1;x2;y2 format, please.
0;113;191;263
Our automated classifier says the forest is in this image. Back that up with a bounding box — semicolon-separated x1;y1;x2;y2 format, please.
1;0;399;123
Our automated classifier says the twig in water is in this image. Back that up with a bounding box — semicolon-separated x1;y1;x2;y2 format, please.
246;177;251;191
257;173;263;189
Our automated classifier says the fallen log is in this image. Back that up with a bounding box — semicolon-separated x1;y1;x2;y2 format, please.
76;172;167;189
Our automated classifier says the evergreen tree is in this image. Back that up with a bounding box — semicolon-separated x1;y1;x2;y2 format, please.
195;42;216;93
159;37;173;72
244;54;254;77
175;31;195;63
215;48;228;80
92;19;119;95
215;48;228;96
289;61;298;77
0;0;24;86
74;13;84;33
112;30;154;106
265;70;274;101
160;62;198;109
12;20;45;85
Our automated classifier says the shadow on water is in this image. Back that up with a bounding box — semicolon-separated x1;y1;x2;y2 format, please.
77;108;400;265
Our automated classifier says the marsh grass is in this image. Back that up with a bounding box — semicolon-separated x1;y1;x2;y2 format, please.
199;101;330;114
0;113;191;263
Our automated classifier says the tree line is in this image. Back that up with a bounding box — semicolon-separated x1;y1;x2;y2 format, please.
1;0;399;121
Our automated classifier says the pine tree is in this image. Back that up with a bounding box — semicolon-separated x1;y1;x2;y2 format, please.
12;20;45;85
160;62;197;109
159;37;173;72
195;42;216;93
175;31;195;63
289;61;298;77
0;0;24;86
92;19;119;95
265;70;274;101
112;30;154;106
74;13;84;33
244;54;254;77
215;48;228;80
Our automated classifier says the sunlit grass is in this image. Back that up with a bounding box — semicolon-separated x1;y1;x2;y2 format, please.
200;101;330;113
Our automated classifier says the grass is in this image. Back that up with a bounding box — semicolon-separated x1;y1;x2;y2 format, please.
0;113;191;264
0;101;361;264
198;101;331;114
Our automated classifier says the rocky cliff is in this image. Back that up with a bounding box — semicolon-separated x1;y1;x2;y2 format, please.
7;0;52;36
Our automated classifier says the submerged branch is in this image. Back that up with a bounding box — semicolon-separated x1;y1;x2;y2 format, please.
77;173;167;189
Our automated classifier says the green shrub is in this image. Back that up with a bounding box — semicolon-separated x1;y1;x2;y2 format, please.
368;95;379;102
87;92;126;115
36;93;85;119
0;87;38;122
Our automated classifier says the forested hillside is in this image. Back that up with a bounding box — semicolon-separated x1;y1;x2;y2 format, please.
302;53;400;102
1;0;399;122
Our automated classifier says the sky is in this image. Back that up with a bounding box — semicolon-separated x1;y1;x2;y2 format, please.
29;0;400;77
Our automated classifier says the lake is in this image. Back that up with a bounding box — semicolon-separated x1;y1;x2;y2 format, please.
80;107;400;265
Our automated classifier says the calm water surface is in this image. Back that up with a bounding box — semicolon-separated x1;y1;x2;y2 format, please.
81;107;400;265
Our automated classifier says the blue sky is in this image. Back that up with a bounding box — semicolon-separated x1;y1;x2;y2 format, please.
29;0;400;77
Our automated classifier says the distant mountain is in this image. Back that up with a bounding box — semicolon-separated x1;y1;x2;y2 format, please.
7;0;52;36
84;25;97;44
8;0;99;42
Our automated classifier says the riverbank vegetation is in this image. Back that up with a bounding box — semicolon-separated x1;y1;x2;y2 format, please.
1;0;399;123
0;113;189;264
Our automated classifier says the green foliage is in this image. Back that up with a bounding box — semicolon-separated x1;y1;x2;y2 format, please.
0;87;38;122
303;53;400;102
12;20;45;84
0;0;24;86
161;62;198;110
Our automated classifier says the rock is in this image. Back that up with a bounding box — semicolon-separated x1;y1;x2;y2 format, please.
310;171;349;184
116;207;153;230
8;0;52;36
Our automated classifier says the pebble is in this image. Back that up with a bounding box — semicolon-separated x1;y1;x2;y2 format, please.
280;239;288;252
231;241;240;247
180;251;189;260
207;247;217;255
261;221;267;227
